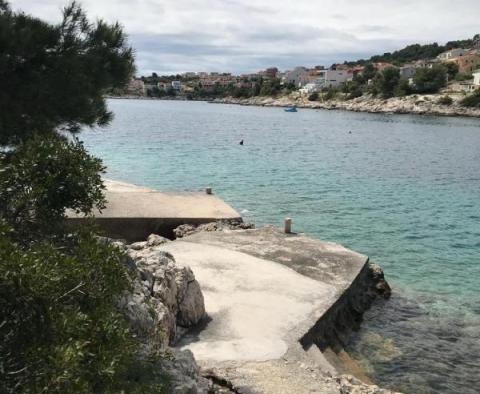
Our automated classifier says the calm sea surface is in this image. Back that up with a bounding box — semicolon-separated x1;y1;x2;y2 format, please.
82;99;480;393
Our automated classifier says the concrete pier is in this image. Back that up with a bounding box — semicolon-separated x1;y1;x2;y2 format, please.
158;226;388;393
67;180;241;241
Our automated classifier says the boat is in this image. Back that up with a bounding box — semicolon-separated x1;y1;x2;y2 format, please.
284;106;297;112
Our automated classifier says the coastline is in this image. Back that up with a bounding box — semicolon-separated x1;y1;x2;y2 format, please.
210;93;480;118
107;93;480;118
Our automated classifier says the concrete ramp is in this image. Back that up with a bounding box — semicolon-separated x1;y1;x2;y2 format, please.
67;180;241;241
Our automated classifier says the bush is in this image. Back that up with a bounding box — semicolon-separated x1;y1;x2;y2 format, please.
0;224;168;393
437;96;453;105
308;92;319;101
412;65;447;94
460;90;480;108
455;72;473;81
369;67;400;98
323;87;338;101
393;79;412;97
0;135;106;242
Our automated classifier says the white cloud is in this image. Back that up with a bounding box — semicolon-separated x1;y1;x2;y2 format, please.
10;0;480;74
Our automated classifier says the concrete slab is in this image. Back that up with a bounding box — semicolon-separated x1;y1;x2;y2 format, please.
158;227;375;392
67;180;241;240
160;240;337;362
159;227;368;361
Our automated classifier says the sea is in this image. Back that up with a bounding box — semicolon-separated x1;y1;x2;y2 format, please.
81;99;480;394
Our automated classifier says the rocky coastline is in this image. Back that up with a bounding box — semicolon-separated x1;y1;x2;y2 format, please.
113;223;400;393
211;93;480;118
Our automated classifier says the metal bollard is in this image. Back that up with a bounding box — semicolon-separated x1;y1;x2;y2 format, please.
206;187;212;195
284;217;292;234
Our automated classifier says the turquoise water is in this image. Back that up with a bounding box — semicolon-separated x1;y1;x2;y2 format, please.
82;99;480;393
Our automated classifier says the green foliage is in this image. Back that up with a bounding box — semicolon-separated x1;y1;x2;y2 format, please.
0;134;105;242
0;224;168;393
460;90;480;108
393;79;412;97
323;87;339;101
308;92;319;101
442;62;459;80
437;96;453;105
412;65;447;93
341;80;363;99
0;2;170;392
0;1;134;145
370;67;400;98
455;72;474;81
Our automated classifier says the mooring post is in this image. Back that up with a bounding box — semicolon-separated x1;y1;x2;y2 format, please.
284;217;292;234
206;187;212;195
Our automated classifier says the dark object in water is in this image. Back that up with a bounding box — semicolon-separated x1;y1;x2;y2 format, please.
284;106;297;113
239;139;244;145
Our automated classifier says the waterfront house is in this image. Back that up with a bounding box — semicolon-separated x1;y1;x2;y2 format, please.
126;79;145;96
400;64;417;79
473;70;480;86
437;48;468;60
447;52;480;73
282;67;309;87
171;80;182;90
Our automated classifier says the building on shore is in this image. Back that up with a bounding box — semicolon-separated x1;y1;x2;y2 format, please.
437;48;469;60
473;70;480;86
447;52;480;73
126;79;146;96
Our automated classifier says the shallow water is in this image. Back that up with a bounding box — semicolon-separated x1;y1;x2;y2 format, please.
82;99;480;393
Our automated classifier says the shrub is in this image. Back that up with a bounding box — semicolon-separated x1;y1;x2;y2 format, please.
394;79;413;97
460;90;480;108
412;65;447;94
324;87;338;101
0;224;168;393
437;96;453;105
455;72;473;81
369;67;400;98
308;92;319;101
0;135;106;242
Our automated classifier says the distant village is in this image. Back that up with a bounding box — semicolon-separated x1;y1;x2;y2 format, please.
125;36;480;101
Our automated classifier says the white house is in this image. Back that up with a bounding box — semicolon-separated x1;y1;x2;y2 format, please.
282;67;309;87
473;70;480;86
315;69;351;88
171;80;182;90
437;48;468;61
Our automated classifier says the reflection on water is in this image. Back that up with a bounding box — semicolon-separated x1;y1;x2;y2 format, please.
82;99;480;393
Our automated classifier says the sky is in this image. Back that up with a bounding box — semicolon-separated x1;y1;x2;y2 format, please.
11;0;480;76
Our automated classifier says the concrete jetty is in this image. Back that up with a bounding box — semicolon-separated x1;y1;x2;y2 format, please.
67;180;241;241
158;226;389;393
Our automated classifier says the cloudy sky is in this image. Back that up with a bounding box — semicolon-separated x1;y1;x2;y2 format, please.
11;0;480;75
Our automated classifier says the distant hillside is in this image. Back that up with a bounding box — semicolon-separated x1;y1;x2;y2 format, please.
344;36;477;66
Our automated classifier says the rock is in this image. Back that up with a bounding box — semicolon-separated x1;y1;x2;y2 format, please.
174;219;255;238
147;233;170;247
118;234;206;346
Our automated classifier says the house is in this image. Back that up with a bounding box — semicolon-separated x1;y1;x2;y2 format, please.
373;62;395;71
171;80;182;90
448;52;480;73
282;67;309;87
399;64;417;79
126;79;145;95
259;67;279;79
473;70;480;86
315;69;352;87
437;48;468;61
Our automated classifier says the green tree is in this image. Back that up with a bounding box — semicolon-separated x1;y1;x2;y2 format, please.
0;1;135;145
0;2;168;393
412;65;447;93
370;67;400;98
460;90;480;108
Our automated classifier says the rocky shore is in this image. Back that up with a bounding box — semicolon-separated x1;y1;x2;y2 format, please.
112;224;400;393
211;93;480;118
